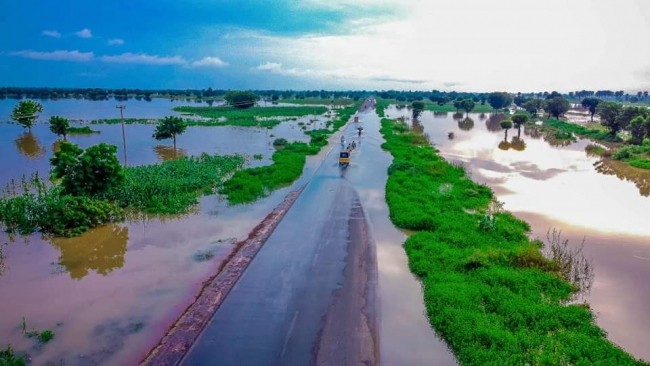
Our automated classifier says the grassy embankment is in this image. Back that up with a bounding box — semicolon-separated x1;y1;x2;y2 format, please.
220;104;358;204
531;118;650;170
378;110;645;364
278;98;354;106
67;126;99;135
89;106;328;128
173;105;328;128
0;155;244;236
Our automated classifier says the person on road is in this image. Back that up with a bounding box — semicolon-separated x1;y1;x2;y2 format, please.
351;140;357;149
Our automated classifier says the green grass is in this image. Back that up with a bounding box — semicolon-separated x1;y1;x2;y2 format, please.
379;116;645;365
220;104;358;204
107;154;245;214
0;345;26;366
172;105;328;120
542;118;615;142
67;126;99;135
612;143;650;170
0;154;246;236
279;98;353;106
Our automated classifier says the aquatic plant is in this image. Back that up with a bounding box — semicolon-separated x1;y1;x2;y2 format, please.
0;345;26;366
67;126;99;135
172;106;327;121
379;116;644;365
108;154;245;214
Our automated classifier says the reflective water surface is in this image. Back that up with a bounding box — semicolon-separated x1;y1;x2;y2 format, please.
386;106;650;361
0;101;332;365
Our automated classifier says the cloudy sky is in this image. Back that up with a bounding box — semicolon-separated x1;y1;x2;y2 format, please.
2;0;650;92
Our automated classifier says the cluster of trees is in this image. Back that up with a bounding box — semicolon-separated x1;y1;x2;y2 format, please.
513;92;570;119
596;102;650;142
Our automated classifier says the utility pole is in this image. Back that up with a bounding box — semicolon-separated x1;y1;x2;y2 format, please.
116;105;128;166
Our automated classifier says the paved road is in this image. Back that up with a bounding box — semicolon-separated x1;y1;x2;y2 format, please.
182;99;456;365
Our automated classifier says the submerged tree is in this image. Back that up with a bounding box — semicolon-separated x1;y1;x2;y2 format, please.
49;116;70;141
412;101;425;119
11;100;43;131
580;97;601;122
500;118;513;139
544;96;570;119
510;113;529;137
224;90;259;109
153;116;187;150
460;99;475;117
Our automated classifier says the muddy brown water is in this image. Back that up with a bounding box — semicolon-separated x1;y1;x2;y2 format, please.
0;101;332;365
386;106;650;362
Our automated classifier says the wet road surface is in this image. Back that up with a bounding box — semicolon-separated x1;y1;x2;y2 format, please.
181;100;456;365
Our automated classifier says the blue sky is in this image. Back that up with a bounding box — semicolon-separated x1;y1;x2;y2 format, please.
2;0;650;91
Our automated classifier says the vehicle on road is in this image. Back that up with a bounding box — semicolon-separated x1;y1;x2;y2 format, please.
339;149;351;167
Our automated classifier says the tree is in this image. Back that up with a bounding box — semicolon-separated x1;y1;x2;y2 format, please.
616;106;648;132
49;116;70;141
513;94;528;107
224;90;259;109
460;99;475;116
596;101;623;135
153;116;187;150
487;92;512;110
522;99;544;116
11;100;43;131
51;142;124;196
544;97;570;119
453;99;462;111
511;113;529;136
629;116;646;145
580;97;601;122
500;119;513;139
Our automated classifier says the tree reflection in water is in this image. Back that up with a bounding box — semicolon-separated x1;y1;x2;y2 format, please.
15;131;45;159
49;224;128;279
458;117;474;131
153;145;187;161
595;159;650;197
485;113;506;132
511;136;527;151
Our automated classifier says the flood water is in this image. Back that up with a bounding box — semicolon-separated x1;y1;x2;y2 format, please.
385;106;650;362
0;101;331;365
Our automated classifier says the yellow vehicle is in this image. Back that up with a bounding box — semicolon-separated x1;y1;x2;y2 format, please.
339;149;351;167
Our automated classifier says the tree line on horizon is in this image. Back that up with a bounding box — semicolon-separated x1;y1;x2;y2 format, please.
1;87;650;105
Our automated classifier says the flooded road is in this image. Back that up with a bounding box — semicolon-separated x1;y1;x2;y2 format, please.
182;100;456;365
0;103;331;364
385;106;650;362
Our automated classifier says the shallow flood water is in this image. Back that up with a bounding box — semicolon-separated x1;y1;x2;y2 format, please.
0;102;331;364
385;106;650;361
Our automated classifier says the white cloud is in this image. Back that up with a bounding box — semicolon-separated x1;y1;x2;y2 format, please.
221;0;650;91
192;56;228;67
42;30;61;38
10;49;94;62
108;38;124;46
256;62;311;76
100;52;187;66
75;28;92;38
